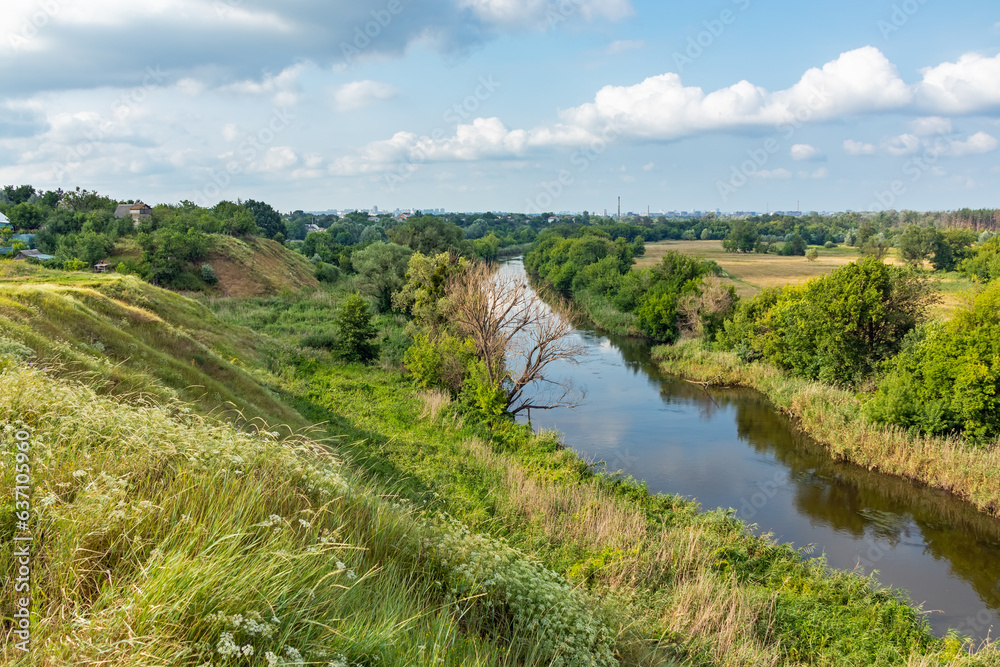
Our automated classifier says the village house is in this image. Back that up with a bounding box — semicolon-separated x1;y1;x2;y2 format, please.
113;201;153;225
14;249;55;261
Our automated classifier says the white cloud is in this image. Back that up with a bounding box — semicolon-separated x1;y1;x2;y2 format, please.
798;167;829;179
917;52;1000;114
332;80;399;112
249;146;298;173
843;139;876;155
222;123;240;142
605;39;644;55
908;116;952;136
754;168;792;179
790;144;820;161
883;133;920;156
559;47;911;140
944;131;998;156
642;161;655;171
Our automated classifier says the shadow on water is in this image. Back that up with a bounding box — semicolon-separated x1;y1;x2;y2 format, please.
513;259;1000;641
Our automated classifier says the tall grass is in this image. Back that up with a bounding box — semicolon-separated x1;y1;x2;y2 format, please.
653;340;1000;518
0;363;615;666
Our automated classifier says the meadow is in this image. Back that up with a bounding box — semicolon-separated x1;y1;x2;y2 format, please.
641;240;974;317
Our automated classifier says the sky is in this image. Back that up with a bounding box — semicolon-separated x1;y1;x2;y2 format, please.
1;0;998;215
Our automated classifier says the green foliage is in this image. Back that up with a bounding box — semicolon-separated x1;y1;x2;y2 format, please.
897;224;939;266
460;358;508;417
334;293;379;363
392;252;469;327
314;261;341;283
63;258;88;271
719;257;933;385
960;235;1000;281
865;282;1000;440
777;233;807;256
200;262;218;285
932;228;977;272
388;215;472;256
350;241;413;313
722;220;759;252
242;199;283;238
473;232;501;261
403;332;476;395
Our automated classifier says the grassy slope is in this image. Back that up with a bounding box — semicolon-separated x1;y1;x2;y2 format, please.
205;236;319;298
0;269;994;666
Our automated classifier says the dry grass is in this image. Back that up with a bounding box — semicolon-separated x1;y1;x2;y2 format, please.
207;236;319;297
418;388;452;420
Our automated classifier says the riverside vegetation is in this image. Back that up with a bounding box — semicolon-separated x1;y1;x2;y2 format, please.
1;249;997;665
524;222;1000;520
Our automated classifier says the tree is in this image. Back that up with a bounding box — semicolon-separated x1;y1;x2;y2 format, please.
334;293;379;363
931;228;976;272
722;220;759;253
388;215;472;256
447;262;585;415
805;248;819;262
243;199;283;239
897;224;938;267
1;184;35;205
351;241;413;313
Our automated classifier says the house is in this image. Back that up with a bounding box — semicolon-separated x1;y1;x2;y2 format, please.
0;211;9;226
94;262;111;273
305;223;323;233
0;247;12;257
11;234;34;247
114;201;152;225
14;249;54;261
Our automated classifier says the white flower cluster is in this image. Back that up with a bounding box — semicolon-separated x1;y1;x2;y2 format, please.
423;515;618;667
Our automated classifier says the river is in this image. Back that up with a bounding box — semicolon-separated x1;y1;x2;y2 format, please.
509;259;1000;642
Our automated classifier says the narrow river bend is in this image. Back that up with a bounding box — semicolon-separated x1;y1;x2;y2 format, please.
510;259;1000;642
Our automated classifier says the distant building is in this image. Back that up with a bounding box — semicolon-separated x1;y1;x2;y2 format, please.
114;201;152;225
305;223;323;233
0;212;9;226
94;262;111;273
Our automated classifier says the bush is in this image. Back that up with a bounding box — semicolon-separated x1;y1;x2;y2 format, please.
719;257;933;385
865;282;1000;440
63;258;88;271
314;262;341;283
200;263;218;285
334;293;379;363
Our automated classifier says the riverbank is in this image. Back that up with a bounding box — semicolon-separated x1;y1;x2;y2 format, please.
653;340;1000;519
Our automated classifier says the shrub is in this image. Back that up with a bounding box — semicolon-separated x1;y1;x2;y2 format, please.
200;262;218;285
334;293;379;363
314;262;341;283
865;282;1000;440
63;258;88;271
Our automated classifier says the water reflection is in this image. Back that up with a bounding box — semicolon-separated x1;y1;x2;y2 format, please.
513;260;1000;640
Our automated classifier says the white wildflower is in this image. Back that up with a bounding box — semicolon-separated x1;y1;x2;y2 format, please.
216;632;239;657
346;570;357;581
284;645;303;663
265;652;279;667
241;644;254;657
298;519;311;529
39;492;59;508
72;470;88;478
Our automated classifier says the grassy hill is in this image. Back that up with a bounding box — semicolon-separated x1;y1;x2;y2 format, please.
205;236;319;298
0;267;996;666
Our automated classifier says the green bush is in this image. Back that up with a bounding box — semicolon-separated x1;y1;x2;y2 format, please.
63;258;88;271
200;262;218;285
314;262;341;283
719;257;933;385
334;293;379;363
865;282;1000;440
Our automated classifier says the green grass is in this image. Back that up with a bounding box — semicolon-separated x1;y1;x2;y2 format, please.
0;272;996;666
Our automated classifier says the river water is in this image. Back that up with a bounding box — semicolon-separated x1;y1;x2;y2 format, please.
509;259;1000;642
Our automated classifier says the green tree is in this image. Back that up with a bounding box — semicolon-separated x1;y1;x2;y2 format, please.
388;216;472;256
865;281;1000;440
243;199;283;239
351;241;413;312
335;293;379;363
722;220;759;253
897;224;938;267
931;228;976;272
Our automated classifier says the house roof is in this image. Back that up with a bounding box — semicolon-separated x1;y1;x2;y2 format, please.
15;249;54;260
0;247;12;256
0;211;9;224
113;204;133;218
130;202;150;210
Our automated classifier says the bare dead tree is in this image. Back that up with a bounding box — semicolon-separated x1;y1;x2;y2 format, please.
447;262;586;414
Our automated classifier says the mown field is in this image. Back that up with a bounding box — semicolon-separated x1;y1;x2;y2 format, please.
640;240;974;317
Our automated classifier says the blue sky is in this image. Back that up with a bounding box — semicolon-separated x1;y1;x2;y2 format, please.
1;0;998;214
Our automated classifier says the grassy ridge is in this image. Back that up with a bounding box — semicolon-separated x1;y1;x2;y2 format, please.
653;340;1000;518
0;272;996;665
